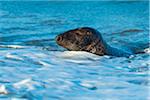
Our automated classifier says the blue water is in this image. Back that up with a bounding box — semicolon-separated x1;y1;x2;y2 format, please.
0;1;149;100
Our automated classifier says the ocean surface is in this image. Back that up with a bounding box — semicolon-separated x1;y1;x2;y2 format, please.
0;1;149;100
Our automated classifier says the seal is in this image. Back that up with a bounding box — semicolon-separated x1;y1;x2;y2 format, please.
55;27;134;57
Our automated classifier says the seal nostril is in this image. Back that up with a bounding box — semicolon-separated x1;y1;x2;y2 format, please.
56;36;62;42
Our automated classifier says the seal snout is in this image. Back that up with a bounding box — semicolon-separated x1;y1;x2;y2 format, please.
56;35;63;43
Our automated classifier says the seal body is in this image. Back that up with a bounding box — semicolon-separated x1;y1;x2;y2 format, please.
55;27;134;57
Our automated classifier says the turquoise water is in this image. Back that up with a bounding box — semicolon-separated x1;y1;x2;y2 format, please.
0;1;149;100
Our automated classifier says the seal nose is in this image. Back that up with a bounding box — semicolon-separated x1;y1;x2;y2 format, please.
56;35;63;42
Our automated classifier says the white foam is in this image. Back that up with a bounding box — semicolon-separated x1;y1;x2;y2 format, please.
57;51;101;60
11;98;28;100
13;78;40;90
5;53;24;61
0;85;8;94
38;61;50;67
144;48;150;53
0;45;26;49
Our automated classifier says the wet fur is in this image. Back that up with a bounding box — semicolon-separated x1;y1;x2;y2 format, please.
56;27;107;56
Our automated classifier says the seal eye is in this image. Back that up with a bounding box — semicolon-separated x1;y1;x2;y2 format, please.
75;31;84;36
75;32;81;36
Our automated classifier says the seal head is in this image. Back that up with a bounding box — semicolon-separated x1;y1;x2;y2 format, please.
56;27;106;56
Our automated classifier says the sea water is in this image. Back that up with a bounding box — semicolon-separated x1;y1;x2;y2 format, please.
0;1;149;100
